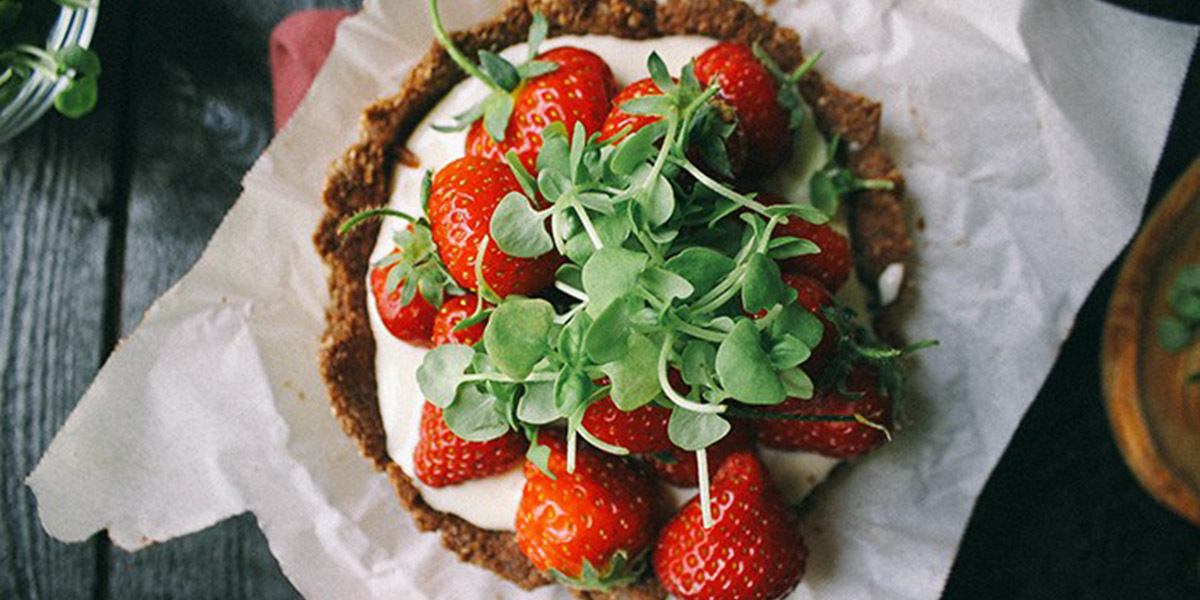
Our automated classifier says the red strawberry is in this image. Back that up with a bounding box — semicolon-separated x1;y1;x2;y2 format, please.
431;293;489;346
756;364;891;458
581;395;672;454
653;451;807;600
762;195;852;291
369;251;437;347
413;402;528;488
600;77;666;144
427;156;562;298
516;432;664;586
467;47;616;173
645;425;755;488
694;42;791;175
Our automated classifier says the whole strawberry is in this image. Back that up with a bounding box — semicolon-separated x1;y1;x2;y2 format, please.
413;402;527;487
694;42;791;175
581;395;673;454
516;432;663;588
645;425;755;488
370;250;437;347
466;47;616;173
653;451;807;600
431;293;489;346
756;364;891;458
762;194;852;291
427;156;562;297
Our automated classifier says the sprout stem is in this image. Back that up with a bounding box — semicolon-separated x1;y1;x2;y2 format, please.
658;332;726;414
696;448;714;528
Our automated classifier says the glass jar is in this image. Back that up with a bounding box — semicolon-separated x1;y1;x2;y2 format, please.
0;4;99;144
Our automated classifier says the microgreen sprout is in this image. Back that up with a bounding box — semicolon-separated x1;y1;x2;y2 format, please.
0;0;102;118
1158;264;1200;384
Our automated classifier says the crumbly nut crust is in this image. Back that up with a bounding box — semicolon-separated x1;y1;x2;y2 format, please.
314;0;911;596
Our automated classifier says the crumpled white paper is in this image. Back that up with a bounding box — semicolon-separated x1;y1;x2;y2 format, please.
27;0;1198;598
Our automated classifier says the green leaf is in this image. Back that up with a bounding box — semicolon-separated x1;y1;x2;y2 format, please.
715;320;785;405
647;52;675;93
639;267;694;303
638;171;675;227
680;341;716;388
526;11;549;60
610;120;667;176
742;253;790;313
537;122;571;177
772;304;825;349
600;332;662;410
558;311;592;365
778;367;814;399
432;101;485;133
664;247;736;299
763;202;830;225
554;368;593;416
518;382;559;424
444;387;510;441
417;344;476;408
768;236;821;260
556;263;583;290
526;431;555;479
1157;316;1193;353
565;212;631;265
484;298;556;379
54;75;97;118
768;335;811;370
810;171;839;215
667;408;730;451
56;45;101;77
582;247;648;317
586;295;635;364
482;93;514;142
478;50;520;90
490;192;553;258
518;60;558;79
620;95;672;116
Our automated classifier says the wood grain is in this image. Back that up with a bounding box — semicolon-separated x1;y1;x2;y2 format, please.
0;109;113;600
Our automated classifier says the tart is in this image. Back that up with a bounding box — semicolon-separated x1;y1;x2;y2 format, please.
315;0;915;598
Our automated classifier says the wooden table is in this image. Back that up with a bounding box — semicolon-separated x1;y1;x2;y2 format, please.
1;1;1197;598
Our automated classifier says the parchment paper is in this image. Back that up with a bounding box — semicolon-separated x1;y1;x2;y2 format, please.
27;1;1198;598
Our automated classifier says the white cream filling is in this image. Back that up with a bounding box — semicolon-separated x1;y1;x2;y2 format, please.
367;35;898;532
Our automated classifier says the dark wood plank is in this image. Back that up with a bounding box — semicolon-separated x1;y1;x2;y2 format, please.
107;1;359;597
0;2;136;597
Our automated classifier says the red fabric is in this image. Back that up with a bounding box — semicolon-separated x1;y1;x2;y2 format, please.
269;9;353;132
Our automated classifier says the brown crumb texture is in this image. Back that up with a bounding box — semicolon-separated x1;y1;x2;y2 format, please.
316;0;912;595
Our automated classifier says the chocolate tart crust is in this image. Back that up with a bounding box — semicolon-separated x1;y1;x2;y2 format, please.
315;0;912;597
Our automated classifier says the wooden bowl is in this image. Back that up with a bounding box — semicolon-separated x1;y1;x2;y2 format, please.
1102;157;1200;526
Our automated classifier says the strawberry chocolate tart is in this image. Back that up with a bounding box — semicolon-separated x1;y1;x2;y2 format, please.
315;0;920;598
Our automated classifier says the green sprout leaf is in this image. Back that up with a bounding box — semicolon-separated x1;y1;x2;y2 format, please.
742;253;791;313
417;344;476;408
482;93;515;142
600;332;661;410
484;298;555;379
586;295;635;364
680;341;717;388
56;45;101;77
1167;265;1200;322
444;386;511;441
715;320;785;405
582;247;648;317
518;382;560;425
490;192;553;258
664;248;736;299
668;408;730;451
639;267;694;304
